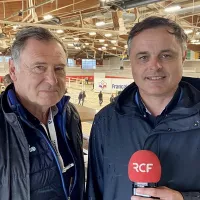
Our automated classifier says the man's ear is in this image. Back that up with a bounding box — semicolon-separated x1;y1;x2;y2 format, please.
182;50;187;63
9;59;17;82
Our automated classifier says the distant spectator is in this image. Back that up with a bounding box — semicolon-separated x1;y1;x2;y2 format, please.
117;91;122;96
82;91;86;106
85;77;89;85
3;74;12;88
1;74;13;94
64;88;70;97
78;91;83;105
110;94;115;103
98;91;103;106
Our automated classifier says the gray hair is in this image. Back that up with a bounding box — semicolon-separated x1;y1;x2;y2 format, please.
127;16;188;56
11;26;67;69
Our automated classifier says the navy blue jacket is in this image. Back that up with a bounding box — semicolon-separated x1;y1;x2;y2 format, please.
0;84;85;200
87;78;200;200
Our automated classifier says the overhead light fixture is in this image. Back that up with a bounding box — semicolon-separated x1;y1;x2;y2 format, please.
104;44;108;47
96;21;105;26
74;38;79;41
67;43;74;47
111;40;117;44
184;29;193;34
99;39;105;43
196;32;200;35
83;45;86;48
85;43;89;45
98;48;102;50
13;25;19;30
105;33;112;37
112;47;116;50
164;5;181;12
75;47;81;50
89;32;96;36
102;47;106;50
43;15;53;20
56;29;64;34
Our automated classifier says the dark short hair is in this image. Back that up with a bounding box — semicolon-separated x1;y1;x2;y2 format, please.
127;16;188;55
11;26;67;68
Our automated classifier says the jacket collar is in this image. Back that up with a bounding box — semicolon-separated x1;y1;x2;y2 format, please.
1;83;70;122
135;87;183;116
114;77;200;115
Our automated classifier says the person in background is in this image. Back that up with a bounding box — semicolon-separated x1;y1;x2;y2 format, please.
1;74;13;94
78;91;83;105
0;26;85;200
65;88;68;94
85;77;89;85
110;93;115;103
87;16;200;200
82;91;86;106
98;91;103;106
64;88;70;97
3;74;13;87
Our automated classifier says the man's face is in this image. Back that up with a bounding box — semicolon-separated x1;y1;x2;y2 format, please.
10;38;67;108
130;26;186;98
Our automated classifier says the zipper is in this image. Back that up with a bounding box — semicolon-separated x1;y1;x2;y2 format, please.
40;131;68;199
19;116;69;200
62;111;77;196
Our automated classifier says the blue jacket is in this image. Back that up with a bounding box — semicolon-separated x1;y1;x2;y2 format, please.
0;84;85;200
87;78;200;200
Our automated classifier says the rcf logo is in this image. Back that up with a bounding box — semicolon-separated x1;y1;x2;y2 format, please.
98;80;107;89
133;163;153;173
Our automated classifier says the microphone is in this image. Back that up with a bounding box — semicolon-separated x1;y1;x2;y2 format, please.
128;150;161;198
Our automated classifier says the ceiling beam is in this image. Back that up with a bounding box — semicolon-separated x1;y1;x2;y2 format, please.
40;0;99;16
112;11;122;30
0;19;120;34
0;0;25;2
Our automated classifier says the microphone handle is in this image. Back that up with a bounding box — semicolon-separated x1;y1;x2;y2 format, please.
132;182;160;199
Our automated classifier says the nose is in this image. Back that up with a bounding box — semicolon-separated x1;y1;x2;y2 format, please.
148;57;162;70
45;69;58;86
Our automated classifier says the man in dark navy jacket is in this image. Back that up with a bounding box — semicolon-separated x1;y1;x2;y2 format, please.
0;26;85;200
87;16;200;200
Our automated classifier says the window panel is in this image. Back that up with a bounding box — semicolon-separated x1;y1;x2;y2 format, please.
82;59;96;69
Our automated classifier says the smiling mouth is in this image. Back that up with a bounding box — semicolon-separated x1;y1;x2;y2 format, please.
146;76;166;80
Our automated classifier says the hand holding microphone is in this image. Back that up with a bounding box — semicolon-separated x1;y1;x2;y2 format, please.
131;187;183;200
128;150;183;200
